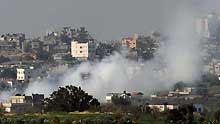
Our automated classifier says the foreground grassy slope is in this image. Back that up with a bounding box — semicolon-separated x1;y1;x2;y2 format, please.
1;112;165;124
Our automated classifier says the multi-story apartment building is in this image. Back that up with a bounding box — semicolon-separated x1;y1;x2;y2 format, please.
196;13;220;39
16;68;29;81
71;41;88;60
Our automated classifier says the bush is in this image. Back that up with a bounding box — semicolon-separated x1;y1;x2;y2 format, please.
43;119;50;124
36;118;45;124
214;110;220;123
30;119;37;124
24;119;30;124
63;118;72;124
51;117;60;124
2;118;12;124
119;115;133;124
12;118;24;124
82;118;93;124
93;115;115;124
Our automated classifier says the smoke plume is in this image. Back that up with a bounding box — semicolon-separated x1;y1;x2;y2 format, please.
24;7;204;101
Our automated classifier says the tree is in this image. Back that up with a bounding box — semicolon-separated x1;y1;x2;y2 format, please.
136;36;159;60
173;81;186;91
201;74;220;86
0;68;16;79
166;104;195;124
214;109;220;122
36;49;50;61
95;43;115;60
0;56;10;63
76;27;94;43
44;85;100;112
111;95;131;106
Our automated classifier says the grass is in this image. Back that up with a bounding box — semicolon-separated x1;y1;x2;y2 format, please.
2;112;103;120
137;114;166;124
1;112;168;124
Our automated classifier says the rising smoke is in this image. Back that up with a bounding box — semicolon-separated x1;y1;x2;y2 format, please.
24;6;204;101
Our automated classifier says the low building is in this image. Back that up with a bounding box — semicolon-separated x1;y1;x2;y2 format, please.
71;41;88;60
2;103;11;113
31;39;43;50
52;53;67;61
147;99;179;112
146;98;204;113
2;94;44;113
106;91;131;103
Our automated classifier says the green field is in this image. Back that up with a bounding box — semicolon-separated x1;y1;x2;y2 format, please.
0;112;165;124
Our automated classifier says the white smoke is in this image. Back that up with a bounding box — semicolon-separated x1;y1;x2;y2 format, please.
25;53;168;101
24;8;204;101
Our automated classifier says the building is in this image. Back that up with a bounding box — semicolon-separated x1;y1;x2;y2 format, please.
53;42;69;53
2;94;44;113
122;34;138;49
16;68;30;82
32;94;44;112
31;39;43;50
106;91;131;103
16;68;26;81
0;33;25;49
71;41;88;60
146;98;204;113
52;53;68;62
208;59;220;76
196;13;220;39
148;104;178;112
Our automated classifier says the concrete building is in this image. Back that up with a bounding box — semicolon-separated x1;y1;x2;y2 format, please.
196;13;220;38
16;68;26;81
148;104;179;112
71;41;88;60
146;98;204;113
2;94;44;113
106;91;131;103
122;34;138;49
196;17;210;37
208;59;220;76
0;33;25;49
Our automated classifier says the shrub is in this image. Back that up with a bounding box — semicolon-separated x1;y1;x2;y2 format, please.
12;118;24;124
82;118;93;124
119;115;133;124
43;119;50;124
51;117;60;124
36;118;45;124
214;109;220;122
24;119;30;124
63;118;72;124
30;119;37;124
93;115;115;124
2;118;12;124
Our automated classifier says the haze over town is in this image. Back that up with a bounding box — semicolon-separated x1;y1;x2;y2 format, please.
0;1;220;123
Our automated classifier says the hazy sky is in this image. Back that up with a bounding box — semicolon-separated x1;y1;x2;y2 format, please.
0;0;219;40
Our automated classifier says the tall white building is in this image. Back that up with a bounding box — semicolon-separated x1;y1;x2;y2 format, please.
71;41;88;60
196;13;220;38
16;68;26;81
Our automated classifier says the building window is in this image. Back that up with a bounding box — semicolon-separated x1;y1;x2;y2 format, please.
80;51;83;53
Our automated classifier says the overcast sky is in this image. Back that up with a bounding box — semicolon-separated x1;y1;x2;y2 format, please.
0;0;219;40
